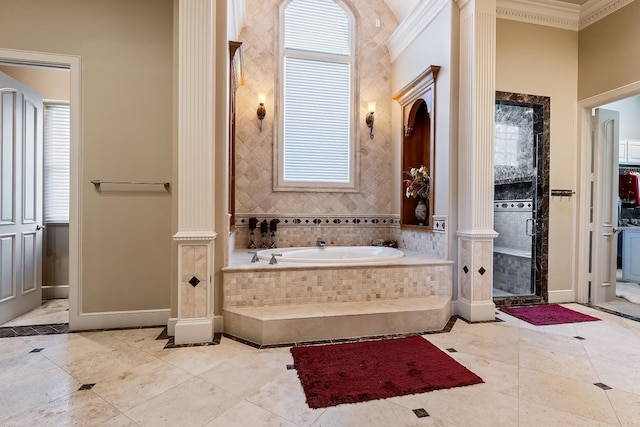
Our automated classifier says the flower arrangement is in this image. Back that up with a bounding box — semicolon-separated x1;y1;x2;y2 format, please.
404;165;430;199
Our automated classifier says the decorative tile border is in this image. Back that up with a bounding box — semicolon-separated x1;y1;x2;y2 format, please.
0;323;69;338
235;214;400;228
493;199;533;212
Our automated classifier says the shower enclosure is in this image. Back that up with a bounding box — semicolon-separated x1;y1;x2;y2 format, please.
493;92;549;301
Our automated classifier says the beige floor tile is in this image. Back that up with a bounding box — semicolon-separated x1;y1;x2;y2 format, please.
0;337;37;361
606;388;640;427
518;400;619;427
311;398;455;427
591;357;640;395
1;390;120;426
198;348;291;396
100;413;141;427
0;365;80;422
453;323;520;365
421;384;519;427
125;377;240;426
0;350;59;384
1;299;69;326
205;400;299;427
518;343;600;383
518;327;589;358
573;321;640;349
247;370;326;427
91;359;191;413
449;352;519;397
518;367;618;424
159;342;248;376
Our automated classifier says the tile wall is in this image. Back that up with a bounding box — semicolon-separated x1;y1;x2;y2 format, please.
235;0;398;216
223;262;453;308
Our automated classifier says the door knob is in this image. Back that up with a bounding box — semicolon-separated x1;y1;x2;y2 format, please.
36;224;46;231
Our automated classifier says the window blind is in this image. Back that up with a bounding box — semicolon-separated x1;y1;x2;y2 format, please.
43;103;70;223
281;0;352;185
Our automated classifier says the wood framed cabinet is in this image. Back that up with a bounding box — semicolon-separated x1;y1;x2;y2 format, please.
393;66;439;230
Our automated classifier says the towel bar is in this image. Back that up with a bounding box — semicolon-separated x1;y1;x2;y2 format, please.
91;180;170;189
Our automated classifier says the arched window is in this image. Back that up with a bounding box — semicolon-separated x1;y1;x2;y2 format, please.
275;0;356;191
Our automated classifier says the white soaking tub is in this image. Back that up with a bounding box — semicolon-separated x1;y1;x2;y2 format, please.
257;246;404;264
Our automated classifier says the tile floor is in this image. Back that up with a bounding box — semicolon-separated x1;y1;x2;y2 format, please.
2;303;640;426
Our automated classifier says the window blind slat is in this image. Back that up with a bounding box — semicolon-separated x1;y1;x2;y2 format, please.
283;55;351;183
44;103;70;223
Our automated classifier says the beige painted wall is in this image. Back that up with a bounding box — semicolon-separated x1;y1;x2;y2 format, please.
578;1;640;101
496;19;579;297
0;0;174;313
0;65;71;289
235;0;398;216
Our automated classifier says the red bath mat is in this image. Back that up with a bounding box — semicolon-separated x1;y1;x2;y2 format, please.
500;304;600;326
291;336;483;409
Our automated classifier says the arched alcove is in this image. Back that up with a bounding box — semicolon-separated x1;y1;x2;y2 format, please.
393;66;439;230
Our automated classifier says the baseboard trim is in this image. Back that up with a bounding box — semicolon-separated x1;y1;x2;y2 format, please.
70;308;170;331
548;289;575;304
42;285;69;299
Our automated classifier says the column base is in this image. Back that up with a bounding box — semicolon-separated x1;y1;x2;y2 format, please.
457;298;496;322
174;317;214;345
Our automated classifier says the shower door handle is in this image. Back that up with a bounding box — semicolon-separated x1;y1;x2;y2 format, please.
526;218;535;237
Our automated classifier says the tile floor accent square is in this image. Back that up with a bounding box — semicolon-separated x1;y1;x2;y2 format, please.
413;408;430;418
594;382;612;390
78;383;96;391
29;348;43;353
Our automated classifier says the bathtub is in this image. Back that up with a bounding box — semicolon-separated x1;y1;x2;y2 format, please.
257;246;404;264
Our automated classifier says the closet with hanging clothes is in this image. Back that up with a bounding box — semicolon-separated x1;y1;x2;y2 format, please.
618;166;640;281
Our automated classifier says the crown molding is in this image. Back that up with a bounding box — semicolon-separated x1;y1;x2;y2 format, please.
579;0;634;29
386;0;449;62
496;0;580;30
387;0;627;61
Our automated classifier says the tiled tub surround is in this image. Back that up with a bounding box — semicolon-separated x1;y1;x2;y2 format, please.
223;250;452;345
234;214;448;259
493;199;533;295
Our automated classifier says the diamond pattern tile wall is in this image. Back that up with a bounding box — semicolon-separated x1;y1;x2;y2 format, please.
235;0;398;216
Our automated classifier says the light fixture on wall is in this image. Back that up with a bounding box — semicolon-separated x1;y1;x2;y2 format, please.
257;93;266;132
366;101;376;139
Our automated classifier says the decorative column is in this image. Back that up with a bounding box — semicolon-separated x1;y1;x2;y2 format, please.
173;0;216;345
456;0;498;321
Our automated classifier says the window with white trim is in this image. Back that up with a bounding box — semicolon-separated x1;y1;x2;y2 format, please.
276;0;356;191
43;102;70;223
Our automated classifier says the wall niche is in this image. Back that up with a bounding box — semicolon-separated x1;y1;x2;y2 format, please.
393;66;439;230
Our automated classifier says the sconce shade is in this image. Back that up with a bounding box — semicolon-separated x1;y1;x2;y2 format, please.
257;93;266;131
366;102;375;139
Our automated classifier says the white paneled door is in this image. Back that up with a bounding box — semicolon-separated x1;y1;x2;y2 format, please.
592;108;619;304
0;71;43;325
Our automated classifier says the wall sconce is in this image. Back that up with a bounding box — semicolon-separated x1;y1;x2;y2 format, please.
257;93;266;132
365;101;376;139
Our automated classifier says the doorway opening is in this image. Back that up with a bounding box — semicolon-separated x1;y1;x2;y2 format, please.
0;49;81;330
493;91;550;305
0;64;70;327
587;95;640;320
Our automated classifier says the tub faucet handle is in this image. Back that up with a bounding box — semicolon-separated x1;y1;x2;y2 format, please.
316;238;326;247
248;251;259;263
269;253;282;265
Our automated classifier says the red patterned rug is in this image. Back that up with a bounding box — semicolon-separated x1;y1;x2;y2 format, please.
290;336;483;409
500;304;600;326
